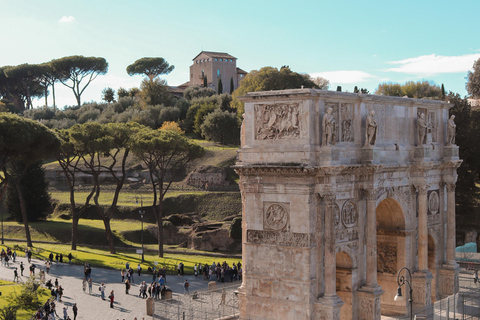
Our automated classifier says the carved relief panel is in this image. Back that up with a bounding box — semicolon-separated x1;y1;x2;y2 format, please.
342;200;357;227
340;103;354;142
428;190;439;215
333;203;341;229
323;102;354;144
254;103;301;140
335;200;359;245
263;202;289;231
428;111;437;142
377;237;397;274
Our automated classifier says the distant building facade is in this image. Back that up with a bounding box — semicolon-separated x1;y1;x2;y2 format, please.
186;51;247;94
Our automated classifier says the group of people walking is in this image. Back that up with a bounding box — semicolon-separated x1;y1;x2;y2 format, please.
195;261;242;283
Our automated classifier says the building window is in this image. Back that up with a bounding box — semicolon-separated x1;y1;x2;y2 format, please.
217;69;220;77
215;58;218;61
202;70;204;78
220;58;223;62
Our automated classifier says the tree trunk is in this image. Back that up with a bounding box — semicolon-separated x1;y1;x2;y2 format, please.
14;179;32;247
157;200;164;257
102;217;116;254
44;85;48;107
71;214;79;250
52;83;56;112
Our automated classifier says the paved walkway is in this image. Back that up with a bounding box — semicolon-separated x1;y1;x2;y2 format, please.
0;255;239;320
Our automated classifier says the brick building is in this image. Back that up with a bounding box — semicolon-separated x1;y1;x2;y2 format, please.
184;51;247;94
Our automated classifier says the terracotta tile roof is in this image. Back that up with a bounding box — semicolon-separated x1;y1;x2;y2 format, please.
236;67;247;74
193;51;236;61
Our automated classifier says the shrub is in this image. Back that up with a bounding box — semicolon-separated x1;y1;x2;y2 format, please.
201;109;240;145
229;217;242;240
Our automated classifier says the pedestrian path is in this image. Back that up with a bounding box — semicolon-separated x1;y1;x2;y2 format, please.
0;255;232;320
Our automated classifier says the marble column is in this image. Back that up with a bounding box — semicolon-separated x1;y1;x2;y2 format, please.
446;183;456;264
357;188;383;320
365;189;378;287
316;193;343;320
417;185;428;271
324;193;337;298
438;182;460;299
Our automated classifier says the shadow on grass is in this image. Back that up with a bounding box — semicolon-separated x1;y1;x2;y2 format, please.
29;220;128;247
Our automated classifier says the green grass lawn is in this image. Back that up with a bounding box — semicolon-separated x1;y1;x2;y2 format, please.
49;190;206;207
0;280;50;320
0;243;240;276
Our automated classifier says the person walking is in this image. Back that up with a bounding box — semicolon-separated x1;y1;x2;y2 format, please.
88;278;93;294
46;260;51;274
183;279;189;295
20;261;24;276
68;253;73;264
58;285;64;301
72;303;78;320
63;306;68;320
109;290;114;308
125;279;130;294
137;264;142;277
100;283;106;300
13;268;19;282
82;278;87;292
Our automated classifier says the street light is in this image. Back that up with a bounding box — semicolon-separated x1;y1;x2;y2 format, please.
136;195;145;262
394;266;413;320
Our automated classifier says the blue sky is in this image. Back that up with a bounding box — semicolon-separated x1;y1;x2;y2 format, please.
1;0;479;108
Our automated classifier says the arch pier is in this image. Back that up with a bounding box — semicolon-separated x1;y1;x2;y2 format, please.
235;89;461;320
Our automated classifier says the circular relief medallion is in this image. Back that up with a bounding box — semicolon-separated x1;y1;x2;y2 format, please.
265;204;288;230
428;191;439;214
334;204;341;229
341;200;357;228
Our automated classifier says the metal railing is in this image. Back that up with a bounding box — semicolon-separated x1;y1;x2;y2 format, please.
154;283;240;320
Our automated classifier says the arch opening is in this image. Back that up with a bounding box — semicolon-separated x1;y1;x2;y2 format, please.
376;197;407;316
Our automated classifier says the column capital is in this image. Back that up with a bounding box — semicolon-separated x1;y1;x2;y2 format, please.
415;184;429;196
320;193;336;204
446;183;456;193
363;188;377;201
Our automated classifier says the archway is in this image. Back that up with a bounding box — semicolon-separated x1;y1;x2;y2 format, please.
336;251;354;320
428;234;437;303
376;197;407;316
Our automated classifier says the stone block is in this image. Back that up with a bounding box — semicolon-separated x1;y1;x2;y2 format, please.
443;145;459;160
208;281;217;290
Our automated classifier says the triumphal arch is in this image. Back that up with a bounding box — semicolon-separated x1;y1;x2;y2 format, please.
234;89;461;319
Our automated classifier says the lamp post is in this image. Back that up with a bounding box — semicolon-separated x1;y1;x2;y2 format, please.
394;266;413;320
136;195;145;262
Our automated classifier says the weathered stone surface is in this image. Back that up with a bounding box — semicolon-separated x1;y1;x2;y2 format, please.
236;89;461;319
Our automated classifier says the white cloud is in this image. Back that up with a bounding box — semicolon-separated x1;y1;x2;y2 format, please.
310;71;376;84
385;54;480;75
59;16;75;23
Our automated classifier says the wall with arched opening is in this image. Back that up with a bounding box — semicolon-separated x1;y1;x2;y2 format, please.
376;197;408;316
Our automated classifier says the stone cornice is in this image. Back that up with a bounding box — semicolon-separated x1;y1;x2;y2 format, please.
234;165;316;176
238;88;451;108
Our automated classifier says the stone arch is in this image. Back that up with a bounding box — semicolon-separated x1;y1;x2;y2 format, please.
376;191;410;229
376;197;408;316
335;245;358;269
